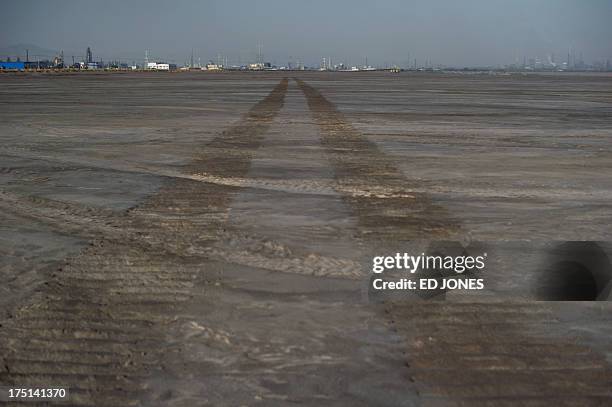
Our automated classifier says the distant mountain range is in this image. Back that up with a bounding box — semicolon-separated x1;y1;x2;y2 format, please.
0;44;60;60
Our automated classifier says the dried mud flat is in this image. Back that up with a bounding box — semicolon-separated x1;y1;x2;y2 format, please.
0;71;612;406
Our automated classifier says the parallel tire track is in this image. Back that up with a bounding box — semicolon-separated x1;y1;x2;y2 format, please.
0;78;288;406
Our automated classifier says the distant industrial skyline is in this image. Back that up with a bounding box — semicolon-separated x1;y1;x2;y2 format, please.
2;0;612;68
3;42;610;73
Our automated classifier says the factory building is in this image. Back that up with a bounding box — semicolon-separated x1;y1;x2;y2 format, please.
78;61;99;70
147;62;171;71
0;61;26;70
205;63;222;71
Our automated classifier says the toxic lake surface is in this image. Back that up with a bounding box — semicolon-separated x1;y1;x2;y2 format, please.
1;71;611;406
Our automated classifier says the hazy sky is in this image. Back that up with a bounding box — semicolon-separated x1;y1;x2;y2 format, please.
2;0;611;67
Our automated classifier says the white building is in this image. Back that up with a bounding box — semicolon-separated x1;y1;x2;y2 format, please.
248;63;264;71
205;63;222;71
80;62;99;70
147;62;170;71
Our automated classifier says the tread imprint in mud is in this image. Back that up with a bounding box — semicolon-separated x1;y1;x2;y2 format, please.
389;302;612;406
0;79;288;406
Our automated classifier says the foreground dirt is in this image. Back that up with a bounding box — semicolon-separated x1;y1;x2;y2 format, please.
0;72;611;406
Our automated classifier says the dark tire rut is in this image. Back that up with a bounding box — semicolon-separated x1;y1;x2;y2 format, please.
0;79;289;406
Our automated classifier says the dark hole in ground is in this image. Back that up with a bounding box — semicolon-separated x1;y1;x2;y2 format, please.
536;242;611;301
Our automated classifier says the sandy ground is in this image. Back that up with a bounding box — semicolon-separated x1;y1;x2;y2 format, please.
0;71;611;406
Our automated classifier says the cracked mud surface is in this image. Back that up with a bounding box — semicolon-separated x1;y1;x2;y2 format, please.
1;72;612;406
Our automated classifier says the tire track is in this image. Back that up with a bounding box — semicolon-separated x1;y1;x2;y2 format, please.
389;302;612;406
295;78;461;240
0;78;288;406
295;79;612;406
0;188;363;282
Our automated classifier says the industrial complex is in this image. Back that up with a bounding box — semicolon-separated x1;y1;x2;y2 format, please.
2;45;611;73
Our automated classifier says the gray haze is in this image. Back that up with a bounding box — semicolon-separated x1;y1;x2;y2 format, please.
2;0;611;67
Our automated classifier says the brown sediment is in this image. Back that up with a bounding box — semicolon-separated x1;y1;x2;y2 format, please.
295;78;461;240
0;78;288;406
